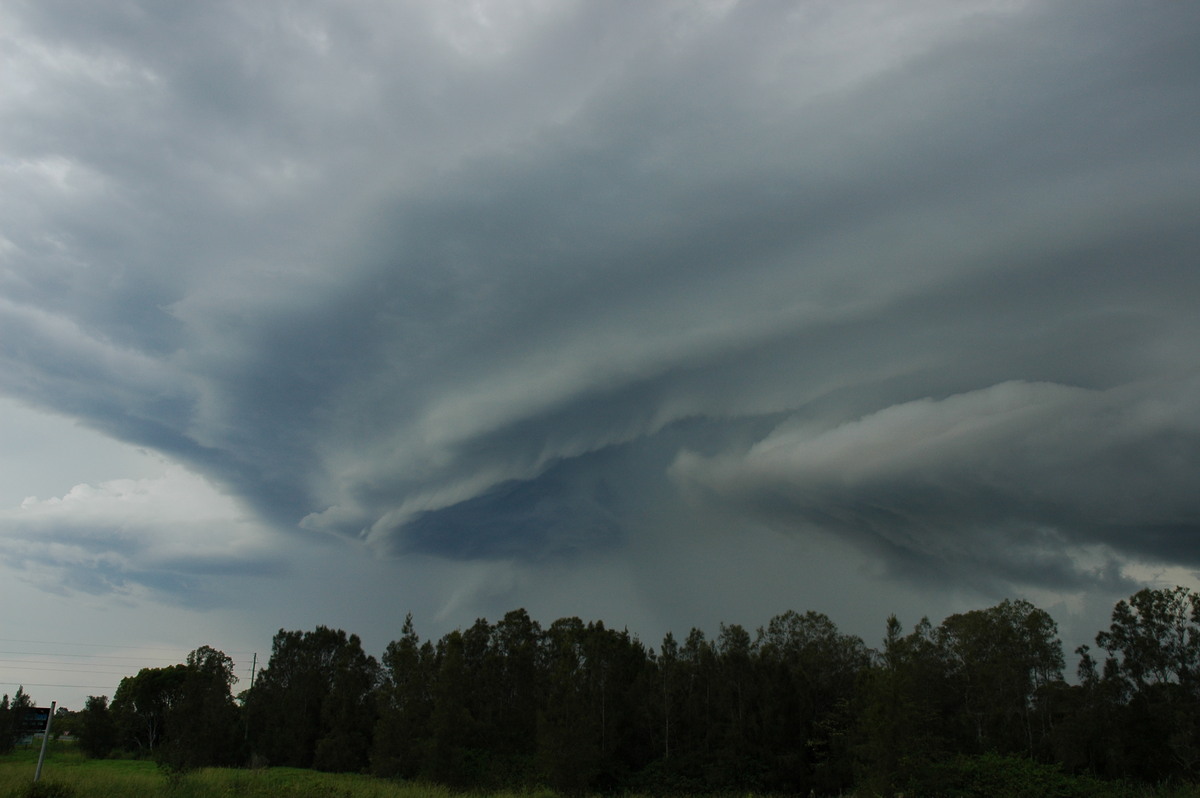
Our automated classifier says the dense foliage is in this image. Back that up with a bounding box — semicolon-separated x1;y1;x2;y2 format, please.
0;688;34;755
21;586;1200;795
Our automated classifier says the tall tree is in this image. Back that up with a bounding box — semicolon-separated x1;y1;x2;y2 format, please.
936;599;1064;757
670;626;718;786
579;620;655;788
373;614;435;778
427;629;477;786
1096;586;1200;691
490;608;542;768
112;665;188;755
0;687;34;753
1043;647;1124;777
856;616;952;793
159;646;241;769
247;626;379;771
77;695;118;759
757;610;869;794
0;694;9;754
537;617;600;792
657;631;681;765
1092;586;1200;779
317;635;379;773
710;623;761;788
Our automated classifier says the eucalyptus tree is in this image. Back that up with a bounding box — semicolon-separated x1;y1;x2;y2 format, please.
77;695;117;759
1088;586;1200;779
0;687;35;753
155;646;242;769
676;627;717;768
490;608;542;764
936;599;1064;756
247;626;379;772
373;613;435;778
1095;586;1200;692
427;629;475;785
656;631;681;764
756;610;870;794
709;623;760;788
112;664;188;754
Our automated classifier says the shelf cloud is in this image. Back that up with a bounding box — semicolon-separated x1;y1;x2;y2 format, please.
2;0;1199;678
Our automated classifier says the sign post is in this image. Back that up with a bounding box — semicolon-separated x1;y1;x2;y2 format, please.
20;706;51;736
30;702;55;783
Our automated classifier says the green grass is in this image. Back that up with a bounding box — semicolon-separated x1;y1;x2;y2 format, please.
9;743;1200;798
0;744;486;798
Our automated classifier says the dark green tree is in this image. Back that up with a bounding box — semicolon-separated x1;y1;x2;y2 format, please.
426;629;477;786
1043;649;1123;777
490;608;542;772
1096;586;1200;691
1092;586;1200;779
158;646;241;770
936;599;1064;757
317;636;379;772
537;617;600;792
668;626;718;788
0;694;9;754
373;613;435;778
656;631;681;764
580;620;656;788
856;616;952;792
112;665;188;755
757;610;869;794
458;616;500;779
0;687;33;753
709;622;762;788
77;695;118;759
247;626;379;771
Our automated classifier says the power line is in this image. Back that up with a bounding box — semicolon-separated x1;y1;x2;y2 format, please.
0;637;189;650
0;650;191;662
1;682;119;691
0;638;256;658
0;662;138;675
0;638;261;702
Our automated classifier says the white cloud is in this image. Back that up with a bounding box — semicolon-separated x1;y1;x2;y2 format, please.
0;462;283;600
677;381;1087;488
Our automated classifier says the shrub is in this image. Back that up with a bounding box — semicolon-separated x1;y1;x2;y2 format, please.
910;752;1126;798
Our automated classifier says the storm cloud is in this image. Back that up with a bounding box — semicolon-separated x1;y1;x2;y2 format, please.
3;0;1200;644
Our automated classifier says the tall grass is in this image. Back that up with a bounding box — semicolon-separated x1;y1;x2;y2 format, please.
9;743;1200;798
0;745;478;798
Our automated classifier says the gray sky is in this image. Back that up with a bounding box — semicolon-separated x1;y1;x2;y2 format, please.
3;0;1200;709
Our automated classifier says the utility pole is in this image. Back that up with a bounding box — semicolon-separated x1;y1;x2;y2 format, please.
244;654;258;746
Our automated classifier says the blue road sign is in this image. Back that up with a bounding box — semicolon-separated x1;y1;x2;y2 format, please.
19;707;51;734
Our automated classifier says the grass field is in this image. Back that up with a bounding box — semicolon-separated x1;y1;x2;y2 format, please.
0;743;551;798
10;741;1200;798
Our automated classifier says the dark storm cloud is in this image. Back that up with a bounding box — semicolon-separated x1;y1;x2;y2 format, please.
3;0;1200;602
672;379;1200;591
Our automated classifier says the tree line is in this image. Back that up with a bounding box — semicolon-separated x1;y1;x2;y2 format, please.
8;586;1200;795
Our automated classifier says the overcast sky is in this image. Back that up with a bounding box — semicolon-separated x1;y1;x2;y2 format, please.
3;0;1200;710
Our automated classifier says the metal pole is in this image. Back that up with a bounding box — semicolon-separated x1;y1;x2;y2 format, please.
33;701;55;782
